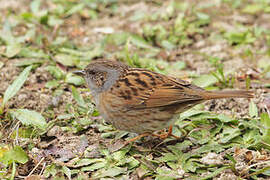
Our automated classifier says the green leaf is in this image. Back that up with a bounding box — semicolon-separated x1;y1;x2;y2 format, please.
48;15;64;26
0;21;21;58
261;113;270;147
106;32;130;46
196;12;210;20
11;161;16;180
5;43;21;58
0;20;14;44
10;109;47;131
161;40;176;50
15;59;45;67
1;66;32;113
171;61;186;71
219;127;241;144
45;80;60;89
242;4;263;14
195;143;224;154
196;12;210;26
130;34;153;49
65;3;84;16
58;46;103;60
242;129;261;147
0;146;28;166
185;159;198;172
45;66;63;79
71;86;86;108
249;101;258;117
202;166;229;180
127;157;140;169
261;113;270;128
54;54;78;67
156;167;181;179
62;166;71;180
216;114;234;123
43;164;58;178
18;48;49;58
92;167;126;178
30;0;41;14
13;146;28;164
192;74;218;87
81;161;106;172
112;148;130;161
65;73;85;86
224;31;256;45
73;158;104;167
159;152;177;162
179;109;207;120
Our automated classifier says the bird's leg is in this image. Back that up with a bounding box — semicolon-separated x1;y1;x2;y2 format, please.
152;125;180;139
168;125;181;139
125;132;151;144
125;126;180;144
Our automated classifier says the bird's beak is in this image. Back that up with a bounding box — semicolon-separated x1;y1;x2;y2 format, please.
72;70;85;76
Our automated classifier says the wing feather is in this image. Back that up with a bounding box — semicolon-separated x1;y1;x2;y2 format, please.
108;69;204;109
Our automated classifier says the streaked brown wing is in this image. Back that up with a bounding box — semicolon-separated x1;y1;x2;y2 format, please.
142;85;203;108
109;68;204;109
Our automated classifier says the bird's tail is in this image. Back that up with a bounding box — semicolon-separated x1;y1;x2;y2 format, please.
202;90;254;100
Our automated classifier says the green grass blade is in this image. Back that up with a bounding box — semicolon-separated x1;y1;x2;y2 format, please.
249;100;258;118
1;66;32;113
71;86;86;108
11;161;16;180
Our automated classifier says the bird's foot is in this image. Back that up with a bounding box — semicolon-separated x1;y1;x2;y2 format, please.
125;133;151;145
152;125;180;139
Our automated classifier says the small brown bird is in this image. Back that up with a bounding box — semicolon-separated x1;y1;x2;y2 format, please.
74;60;253;143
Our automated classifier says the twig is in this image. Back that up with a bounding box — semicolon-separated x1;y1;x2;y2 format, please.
265;104;270;115
27;157;45;177
39;162;46;176
15;122;20;145
247;160;270;169
242;160;270;178
8;121;20;139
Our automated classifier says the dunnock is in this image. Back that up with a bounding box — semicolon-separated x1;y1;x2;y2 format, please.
74;60;253;142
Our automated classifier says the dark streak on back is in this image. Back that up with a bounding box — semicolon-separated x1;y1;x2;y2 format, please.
142;72;154;79
128;72;140;77
135;78;148;88
131;87;138;96
119;78;132;86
